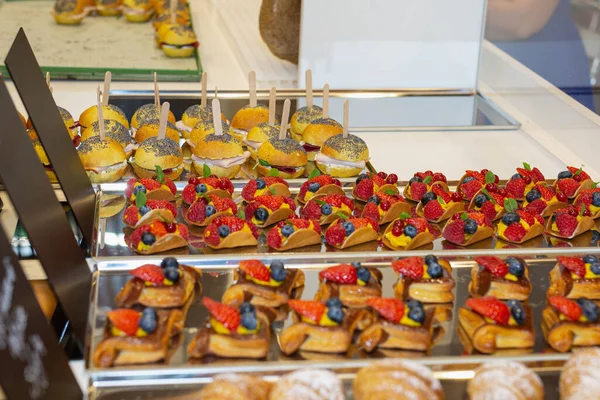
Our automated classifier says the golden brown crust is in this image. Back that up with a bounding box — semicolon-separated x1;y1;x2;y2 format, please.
545;215;596;238
79;104;130;130
301;118;342;146
133;137;183;170
134;121;180;144
393;262;455;304
271;228;322;251
382;224;436;251
330;226;378;249
319;133;369;163
468;362;544;400
314;269;382;308
204;231;258;250
199;374;271;400
78;136;127;167
131;233;189;255
468;262;532;301
123;208;175;229
192;133;244;158
542;304;600;352
547;263;600;299
256;139;308;168
231;105;269;131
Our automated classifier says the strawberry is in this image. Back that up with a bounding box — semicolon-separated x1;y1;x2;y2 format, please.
352;217;377;230
555;213;578;237
524;199;546;215
163;178;177;195
323;194;354;209
558;178;579;197
443;219;465;244
377;192;404;204
182;184;197;205
466;297;510;325
325;223;346;246
147;200;177;217
575;192;593;208
370;173;386;187
362;202;381;222
267;229;283;249
431;184;451;203
355;179;374;200
479;201;497;221
410;182;427;201
466;170;485;183
319;264;357;284
474;256;508;277
537;184;555;201
299;175;337;200
505;178;526;198
178;224;188;240
123;206;140;226
241;179;258;201
391;257;424;279
531;167;545;182
423;200;444;220
468;211;488;226
214;216;245;232
557;256;586;278
140;178;161;191
432;172;447;183
202;297;240;330
204;226;221;246
150;221;167;237
460;180;483;201
301;200;323;220
125;178;137;198
239;260;271;282
405;218;428;233
567;166;591;181
516;210;535;226
248;222;259;238
415;171;429;180
107;309;140;336
130;264;164;285
367;298;404;323
288;300;325;324
503;223;527;242
549;296;581;321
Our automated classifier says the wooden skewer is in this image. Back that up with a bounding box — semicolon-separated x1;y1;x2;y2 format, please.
97;87;105;141
153;72;160;108
322;84;329;119
305;69;313;108
249;70;257;108
212;98;223;135
279;99;290;140
343;99;349;139
201;71;207;108
268;87;276;125
158;102;170;140
214;86;218;99
102;71;111;106
170;0;177;25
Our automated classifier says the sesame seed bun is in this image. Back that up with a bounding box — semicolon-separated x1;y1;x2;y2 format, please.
256;138;307;179
77;136;127;183
96;0;121;15
230;105;269;139
53;0;86;24
82;119;134;158
290;105;322;141
131;103;176;130
135;120;180;144
192;133;243;159
189;119;232;145
79;104;129;131
152;12;190;31
133;137;183;180
27;106;78;139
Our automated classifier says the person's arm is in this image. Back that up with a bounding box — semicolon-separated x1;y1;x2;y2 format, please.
486;0;560;41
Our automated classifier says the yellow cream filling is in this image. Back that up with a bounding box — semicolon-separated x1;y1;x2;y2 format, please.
247;276;283;287
332;203;352;216
484;315;519;326
252;203;291;225
590;204;600;214
559;314;588;322
570;263;600;280
551;215;582;232
110;326;147;337
211;317;260;335
400;312;422;327
301;312;340;327
498;219;531;239
384;228;429;248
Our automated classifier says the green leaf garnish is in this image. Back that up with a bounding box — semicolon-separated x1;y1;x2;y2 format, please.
268;168;280;177
485;170;496;184
575;167;583;176
314;199;326;206
593;182;599;189
523;162;531;171
203;164;212;178
258;159;271;167
438;197;446;206
423;176;432;185
336;212;349;220
307;169;321;179
504;198;518;213
155;165;165;184
135;191;147;208
237;209;246;219
384;189;397;196
580;204;586;217
480;188;497;205
269;186;277;195
460;213;468;221
399;212;411;220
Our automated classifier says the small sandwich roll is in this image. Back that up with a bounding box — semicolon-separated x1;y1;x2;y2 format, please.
123;0;154;22
230;105;270;142
315;134;369;178
96;0;122;16
189;118;232;144
134;120;180;144
77;136;128;183
52;0;89;24
79;104;130;131
133;137;184;180
131;103;176;131
82;119;136;158
192;133;250;179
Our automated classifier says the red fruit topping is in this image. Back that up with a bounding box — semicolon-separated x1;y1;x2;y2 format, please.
391;257;424;279
549;296;581;321
410;182;428;201
202;297;240;330
468;211;489;226
287;300;325;324
432;184;451;203
188;177;201;185
443;219;465;244
568;166;591;181
405;218;428;233
466;297;510;325
380;200;391;211
187;201;206;223
355;179;374;200
130;225;151;247
125;178;137;198
241;179;257;202
362;202;381;222
178;224;188;240
367;298;404;323
267;228;283;249
474;256;508;277
522;175;532;185
451;192;463;203
466;170;485;183
503;223;527;242
123;206;140;226
498;188;507;197
107;309;140;336
163;178;177;195
325;223;347;246
524;199;547;215
164;222;177;233
536;185;555;201
319;264;358;284
460;180;483;201
204;226;221;246
479;201;497;221
182;184;197;205
320;194;354;209
555;213;579;236
485;183;498;193
239;260;271;282
556;191;568;203
516;210;535;226
130;264;165;285
218;178;234;193
147;200;177;217
557;256;586;278
392;224;403;237
140;178;161;191
558;178;579;197
377;171;388;179
432;172;447;183
299;175;335;200
301;200;323;220
386;173;398;184
423;200;444;220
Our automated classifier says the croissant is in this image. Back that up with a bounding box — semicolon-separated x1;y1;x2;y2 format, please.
467;361;544;400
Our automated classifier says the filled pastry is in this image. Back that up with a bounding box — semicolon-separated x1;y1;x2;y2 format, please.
522;183;569;217
300;194;355;225
468;361;544;400
181;175;234;205
269;369;344;400
542;296;600;352
505;162;546;200
391;255;455;303
116;257;201;308
241;177;290;202
554;166;594;199
560;348;600;400
266;217;322;251
548;255;600;299
324;217;379;249
297;174;344;204
122;195;177;229
361;191;411;224
456;169;498;201
442;211;495;246
469;256;532;300
403;170;448;202
358;297;434;352
315;263;382;308
184;194;237;227
382;214;436;250
199;374;270;400
468;188;510;222
573;187;600;219
416;184;465;223
279;298;369;354
352;171;399;202
497;200;545;243
458;296;534;354
187;298;273;359
546;205;595;239
125;173;177;203
203;216;259;250
129;221;188;254
245;195;297;228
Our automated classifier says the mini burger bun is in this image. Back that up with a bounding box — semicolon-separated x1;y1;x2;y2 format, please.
77;136;127;183
79;104;130;131
82;119;134;158
316;133;369;178
290;105;323;141
230;105;269;137
131;103;176;130
256;138;307;179
246;123;280;144
133;136;183;180
123;0;153;22
135;120;180;144
302;118;343;147
189;119;232;145
27;106;78;139
191;133;244;178
181;104;227;130
53;0;87;25
159;24;197;58
33;139;58;183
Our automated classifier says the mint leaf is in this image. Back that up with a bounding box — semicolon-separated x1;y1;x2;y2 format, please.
399;212;411;220
258;159;271;167
580;203;586;217
384;189;397;196
523;162;531;171
135;191;147;208
268;168;279;177
237;209;246;219
203;164;211;178
485;170;496;184
460;213;468;221
423;176;432;184
480;188;497;205
307;169;321;179
336;212;349;220
575;167;583;176
269;186;277;195
439;197;446;206
155;165;165;184
504;198;518;213
593;182;599;189
314;199;325;206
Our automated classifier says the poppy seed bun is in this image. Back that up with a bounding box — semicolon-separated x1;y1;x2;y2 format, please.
131;103;176;130
33;139;58;183
53;0;86;24
133;137;183;180
160;24;197;58
181;104;227;129
82;119;134;158
135;120;180;144
315;133;369;178
79;104;129;130
77;136;127;183
123;0;153;22
230;105;269;140
28;106;78;139
256;138;307;179
192;133;243;159
302;118;343;161
189;119;232;145
290;105;323;141
246;123;281;143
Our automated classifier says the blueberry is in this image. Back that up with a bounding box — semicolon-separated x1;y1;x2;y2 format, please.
462;177;475;184
321;203;332;215
424;255;438;266
271;260;284;270
160;257;179;269
357;267;371;283
511;173;521;181
218;225;230;238
326;298;343;309
409;176;423;185
254;208;268;222
367;195;380;205
591;262;600;275
141;232;156;245
593;231;600;244
134;185;146;195
326;306;344;323
239;302;255;314
420;192;437;206
593;192;600;207
525;189;541;203
557;170;572;180
164;266;180;283
407;299;423;309
256;179;266;190
427;262;443;278
139;308;157;334
195;183;207;193
308;182;321;192
583;255;599;264
404;225;418;238
474;193;488;208
577;298;599;322
501;212;520;226
463;219;478;234
407;301;425;323
506;257;524;277
356;174;368;184
205;205;216;217
507;300;526;325
139;205;151;216
351;262;362;268
240;311;258;330
281;225;294;237
270;262;288;282
343;221;355;235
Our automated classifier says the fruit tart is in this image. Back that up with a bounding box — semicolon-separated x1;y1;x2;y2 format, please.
314;263;382;308
300;194;355;225
181;176;234;205
573;187;600;219
504;162;546;201
382;213;435;251
554;166;594;199
279;298;370;354
442;211;495;246
297;173;344;204
542;296;600;352
203;216;259;250
187;298;274;359
361;191;411;225
358;298;435;352
129;221;188;255
221;260;305;316
522;183;568;217
125;172;177;203
352;172;399;202
403;170;448;202
122;193;178;229
184;193;237;227
245;195;297;228
469;256;532;301
416;184;465;223
93;307;184;367
546;205;596;239
324;217;378;249
469;188;511;222
457;169;498;201
548;255;600;299
497;199;545;244
116;257;201;308
458;297;534;354
267;217;322;251
391;255;455;303
241;176;290;202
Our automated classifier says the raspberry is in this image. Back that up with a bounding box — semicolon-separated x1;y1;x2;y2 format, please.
474;256;509;277
414;172;428;180
460;180;483;201
187;201;206;223
391;257;424;279
204;226;220;245
558;178;579;197
182;184;198;205
218;177;234;194
163;178;177;195
537;184;555;201
555;213;579;237
123;206;139;226
431;172;447;183
301;200;322;220
325;223;346;246
319;264;358;284
410;182;427;201
239;260;271;282
354;179;374;200
405;218;428;233
147;200;177;218
432;184;451;203
575;193;592;208
525;199;546;215
567;166;591;181
267;229;283;249
213;196;237;213
125;178;137;198
503;223;527;242
443;219;465;244
477;201;495;221
505;178;525;198
549;296;582;321
140;178;161;191
557;256;586;278
248;222;259;238
423;200;444;220
466;297;510;325
241;180;257;202
362;202;380;222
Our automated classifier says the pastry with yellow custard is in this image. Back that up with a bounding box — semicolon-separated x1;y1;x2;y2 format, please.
573;188;600;219
187;298;273;359
468;188;510;222
391;256;455;304
469;256;532;301
542;296;600;352
361;191;411;225
504;162;546;201
297;173;344;204
416;184;465;223
546;205;596;239
181;175;234;206
128;220;188;255
125;167;178;203
314;263;382;308
403;170;448;202
203;216;259;250
554;166;594;199
324;217;379;249
497;199;545;244
241;176;291;202
267;217;322;251
358;297;435;352
184;193;237;227
382;214;436;251
458;297;534;354
548;256;600;299
352;171;399;202
522;183;569;217
123;192;177;229
300;194;354;225
442;211;495;246
244;195;296;228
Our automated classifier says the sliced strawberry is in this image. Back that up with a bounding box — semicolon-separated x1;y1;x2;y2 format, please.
516;210;535;226
391;257;424;279
163;178;177;195
474;256;508;277
182;184;197;205
140;178;161;191
557;256;586;278
405;218;428;233
203;297;240;330
524;199;547;215
466;170;485;183
241;179;257;202
410;182;427;201
431;184;451;203
460;180;483;201
123;206;140;226
319;264;357;284
107;309;140;336
568;166;591;181
239;260;270;282
288;299;325;324
367;297;404;323
549;296;582;321
147;200;177;217
466;297;510;325
130;264;164;285
537;184;555;201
